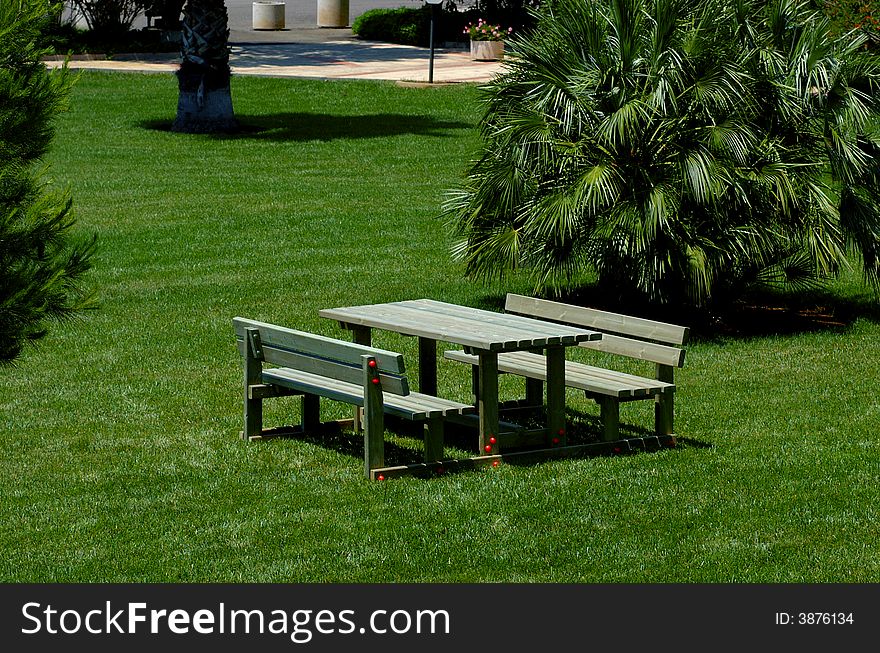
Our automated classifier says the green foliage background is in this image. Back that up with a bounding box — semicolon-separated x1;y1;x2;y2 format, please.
446;0;880;306
0;0;95;363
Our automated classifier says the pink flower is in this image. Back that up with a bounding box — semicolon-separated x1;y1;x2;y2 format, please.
465;18;512;41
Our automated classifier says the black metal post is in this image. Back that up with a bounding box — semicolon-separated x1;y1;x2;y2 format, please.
428;3;436;84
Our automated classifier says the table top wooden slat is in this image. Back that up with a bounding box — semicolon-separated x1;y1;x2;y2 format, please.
332;303;557;348
321;304;522;350
319;300;601;352
405;299;601;340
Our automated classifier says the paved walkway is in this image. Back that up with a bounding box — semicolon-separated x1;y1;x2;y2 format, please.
50;1;504;84
55;41;502;83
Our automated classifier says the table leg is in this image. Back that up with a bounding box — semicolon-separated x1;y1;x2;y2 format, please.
418;337;438;396
351;326;371;432
545;345;566;445
525;378;544;406
351;326;372;347
524;346;544;407
477;351;499;454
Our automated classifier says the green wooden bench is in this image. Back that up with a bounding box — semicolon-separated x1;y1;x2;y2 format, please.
443;294;688;442
234;318;476;478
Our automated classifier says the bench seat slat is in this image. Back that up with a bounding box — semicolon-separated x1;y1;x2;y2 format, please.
461;351;648;396
495;351;663;394
262;368;476;420
482;294;686;442
383;392;478;419
443;350;674;399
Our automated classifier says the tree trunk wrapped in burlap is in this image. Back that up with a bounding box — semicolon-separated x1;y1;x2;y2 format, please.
172;0;236;133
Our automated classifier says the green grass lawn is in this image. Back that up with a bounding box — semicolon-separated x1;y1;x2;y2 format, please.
1;71;878;582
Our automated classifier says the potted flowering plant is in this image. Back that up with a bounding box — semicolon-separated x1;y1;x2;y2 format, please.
463;19;512;61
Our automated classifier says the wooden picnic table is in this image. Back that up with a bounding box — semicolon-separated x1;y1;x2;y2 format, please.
319;299;602;453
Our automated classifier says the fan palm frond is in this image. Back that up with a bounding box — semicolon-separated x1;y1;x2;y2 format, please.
445;0;880;306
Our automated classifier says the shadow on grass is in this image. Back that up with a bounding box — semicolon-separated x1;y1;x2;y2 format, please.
261;405;704;479
140;112;472;142
561;407;711;450
700;290;880;342
293;424;428;468
476;284;880;343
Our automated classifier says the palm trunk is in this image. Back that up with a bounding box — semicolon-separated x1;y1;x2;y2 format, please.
172;0;236;133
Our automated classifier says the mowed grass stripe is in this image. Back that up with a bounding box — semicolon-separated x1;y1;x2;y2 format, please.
0;71;877;582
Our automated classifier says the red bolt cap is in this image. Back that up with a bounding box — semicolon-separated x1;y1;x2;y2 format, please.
368;360;377;368
484;445;492;453
558;429;565;436
613;447;621;454
377;475;385;481
371;378;380;385
552;437;560;445
492;461;499;468
489;436;497;444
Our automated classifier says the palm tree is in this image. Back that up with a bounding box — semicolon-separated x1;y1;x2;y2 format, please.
172;0;236;133
446;0;880;305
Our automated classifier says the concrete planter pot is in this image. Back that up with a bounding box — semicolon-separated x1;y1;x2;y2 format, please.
252;2;285;30
470;40;504;61
317;0;349;27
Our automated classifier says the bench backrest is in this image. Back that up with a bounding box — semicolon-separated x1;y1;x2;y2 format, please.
233;318;410;395
504;294;687;368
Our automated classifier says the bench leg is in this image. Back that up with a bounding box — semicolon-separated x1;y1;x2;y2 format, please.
352;327;372;432
363;410;384;478
243;347;262;440
655;392;674;436
599;397;620;442
545;346;566;445
424;417;444;462
302;394;320;432
363;356;385;478
244;393;262;439
655;364;675;436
